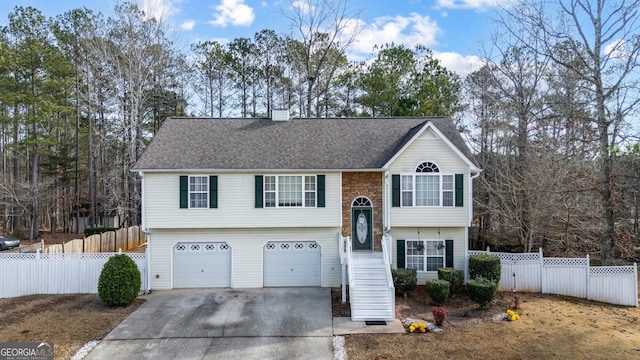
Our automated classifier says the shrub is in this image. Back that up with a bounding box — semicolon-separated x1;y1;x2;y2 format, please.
425;279;450;305
98;254;141;306
431;306;447;326
466;277;498;309
468;254;501;283
85;227;118;237
392;268;417;298
437;268;464;295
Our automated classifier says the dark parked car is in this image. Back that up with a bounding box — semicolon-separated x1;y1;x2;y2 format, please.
0;236;20;250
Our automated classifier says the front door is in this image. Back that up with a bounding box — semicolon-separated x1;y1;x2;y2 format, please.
352;207;373;250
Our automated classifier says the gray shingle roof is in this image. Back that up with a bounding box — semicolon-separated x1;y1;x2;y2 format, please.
132;117;477;171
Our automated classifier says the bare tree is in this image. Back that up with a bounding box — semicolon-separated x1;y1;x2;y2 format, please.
283;0;360;117
500;0;640;264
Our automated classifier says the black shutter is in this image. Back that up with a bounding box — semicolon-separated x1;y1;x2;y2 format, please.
455;174;463;207
255;175;263;208
445;239;454;268
209;176;218;208
317;175;325;207
392;174;400;207
397;239;405;268
179;176;188;208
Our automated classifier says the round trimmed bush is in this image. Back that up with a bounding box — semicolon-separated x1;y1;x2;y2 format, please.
392;268;417;298
468;254;501;283
437;268;464;295
425;279;450;305
98;254;141;306
466;277;498;309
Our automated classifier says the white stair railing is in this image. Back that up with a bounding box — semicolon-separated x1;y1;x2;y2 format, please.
381;233;395;317
346;236;354;300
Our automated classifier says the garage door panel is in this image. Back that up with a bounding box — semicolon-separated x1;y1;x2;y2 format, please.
174;242;231;288
264;241;320;287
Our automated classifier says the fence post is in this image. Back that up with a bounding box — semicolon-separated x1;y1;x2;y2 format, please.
585;254;590;301
634;263;638;307
539;247;544;292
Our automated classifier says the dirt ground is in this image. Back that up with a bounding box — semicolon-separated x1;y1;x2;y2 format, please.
339;284;640;360
1;282;638;360
0;295;143;360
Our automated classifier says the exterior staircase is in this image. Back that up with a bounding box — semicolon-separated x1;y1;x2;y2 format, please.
349;252;395;321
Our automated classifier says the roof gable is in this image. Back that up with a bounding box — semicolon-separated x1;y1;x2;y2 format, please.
382;120;481;172
132;117;478;172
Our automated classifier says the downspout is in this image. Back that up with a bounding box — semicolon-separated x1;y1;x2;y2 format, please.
384;172;391;232
466;171;481;282
139;171;151;294
340;172;347;303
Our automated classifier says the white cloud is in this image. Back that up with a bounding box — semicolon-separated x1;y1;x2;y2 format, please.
433;51;483;76
140;0;180;20
209;0;255;27
436;0;515;11
181;20;196;30
604;39;629;61
346;13;441;57
291;0;314;15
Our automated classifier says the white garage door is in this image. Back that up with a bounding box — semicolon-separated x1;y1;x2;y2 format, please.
174;242;231;288
263;241;321;286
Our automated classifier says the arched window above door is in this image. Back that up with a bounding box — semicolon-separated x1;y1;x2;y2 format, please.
352;196;372;207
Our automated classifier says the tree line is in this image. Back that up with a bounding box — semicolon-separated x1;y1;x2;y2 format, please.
1;0;638;265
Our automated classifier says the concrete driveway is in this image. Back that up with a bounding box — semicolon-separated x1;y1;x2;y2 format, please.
85;287;333;360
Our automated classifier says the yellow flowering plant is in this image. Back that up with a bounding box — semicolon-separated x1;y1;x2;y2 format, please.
506;309;521;321
408;321;427;333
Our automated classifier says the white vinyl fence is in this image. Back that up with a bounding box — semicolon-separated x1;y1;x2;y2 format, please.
468;249;638;307
0;249;148;299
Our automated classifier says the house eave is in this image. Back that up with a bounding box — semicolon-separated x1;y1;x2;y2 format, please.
131;168;388;174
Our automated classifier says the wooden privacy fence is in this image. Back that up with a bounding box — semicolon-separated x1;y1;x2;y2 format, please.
44;225;145;253
0;249;148;299
468;249;638;307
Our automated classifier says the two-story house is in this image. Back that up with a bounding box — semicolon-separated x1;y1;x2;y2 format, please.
132;111;480;321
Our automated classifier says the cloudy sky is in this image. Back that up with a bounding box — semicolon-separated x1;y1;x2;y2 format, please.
0;0;517;75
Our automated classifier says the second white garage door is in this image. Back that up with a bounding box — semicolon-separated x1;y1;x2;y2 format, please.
263;241;321;286
174;242;231;288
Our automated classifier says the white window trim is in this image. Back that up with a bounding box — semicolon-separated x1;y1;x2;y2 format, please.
264;174;317;208
405;239;445;272
188;175;209;209
400;173;455;207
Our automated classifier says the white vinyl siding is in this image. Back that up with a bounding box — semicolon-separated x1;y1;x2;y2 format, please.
144;173;340;229
388;134;471;227
147;228;341;290
391;227;465;284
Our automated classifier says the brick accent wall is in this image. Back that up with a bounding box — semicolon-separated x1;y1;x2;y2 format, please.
341;172;383;251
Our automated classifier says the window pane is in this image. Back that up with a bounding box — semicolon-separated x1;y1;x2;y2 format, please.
442;175;454;206
265;192;276;207
442;175;453;190
305;176;316;191
304;176;316;207
401;175;413;206
189;176;208;208
426;257;443;271
416;175;439;206
190;192;207;208
278;176;302;207
406;240;425;271
264;176;276;191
